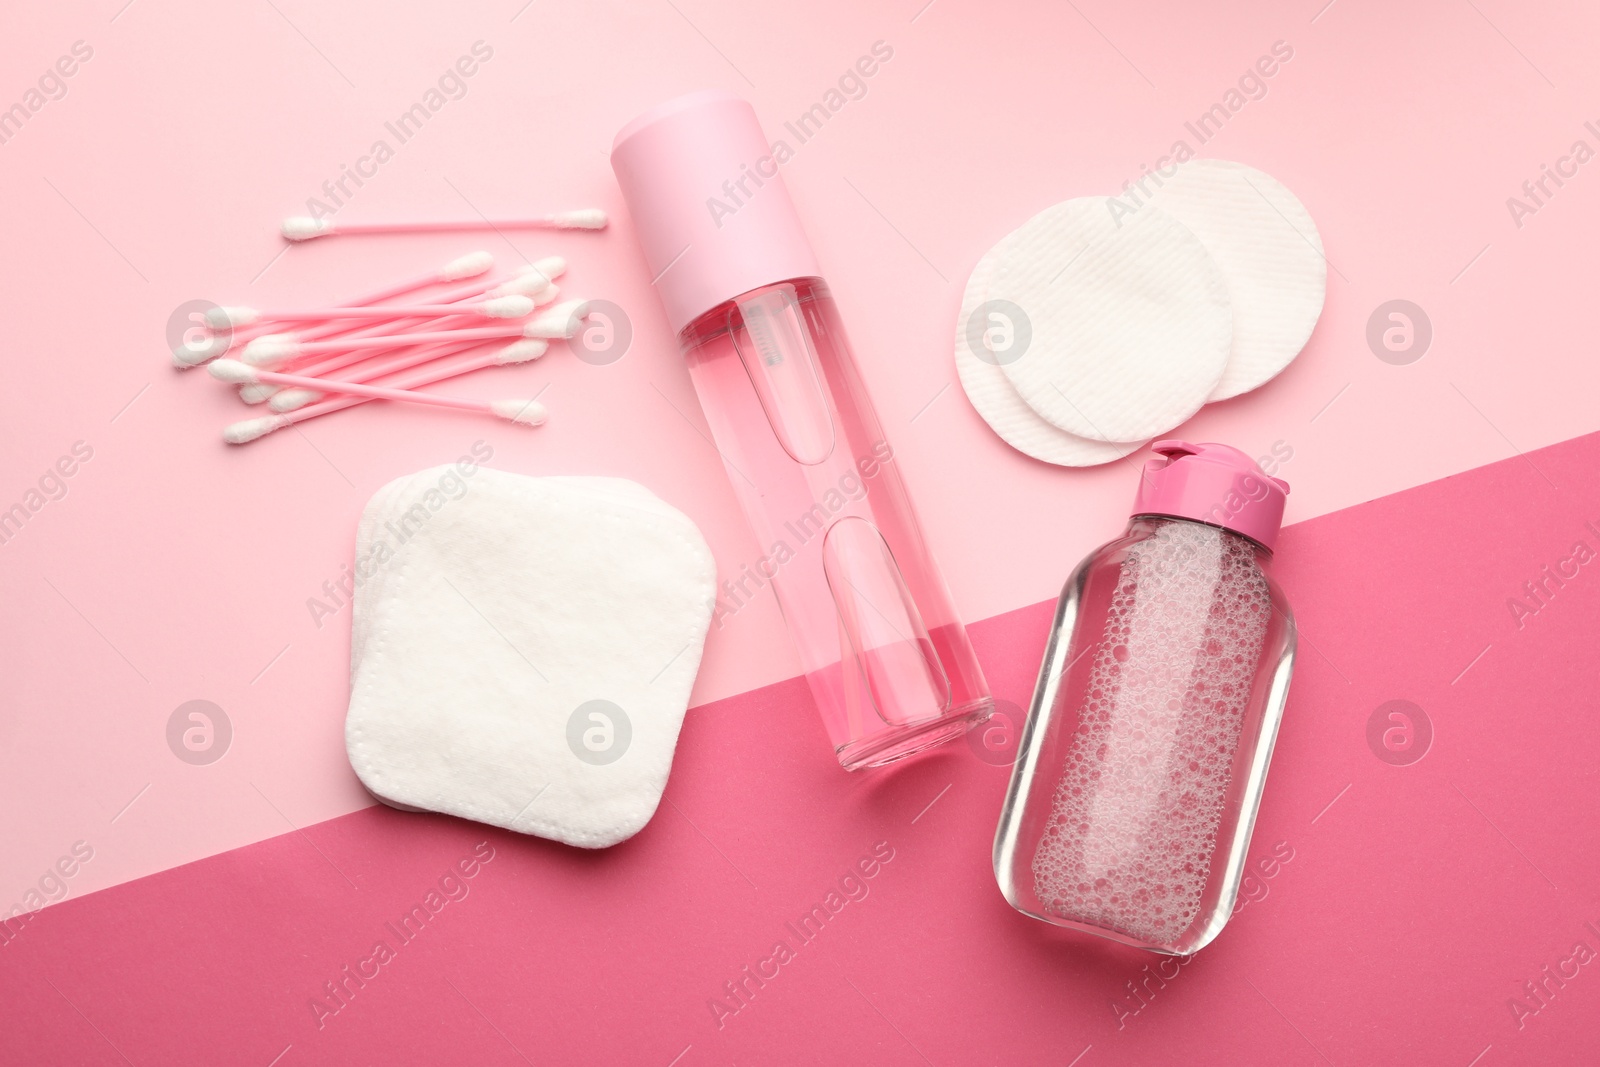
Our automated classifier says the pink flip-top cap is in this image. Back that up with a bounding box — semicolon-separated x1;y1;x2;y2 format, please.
611;91;821;335
1131;440;1290;551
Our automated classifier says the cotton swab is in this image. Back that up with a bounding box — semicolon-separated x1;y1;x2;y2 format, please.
246;326;526;364
213;249;519;391
232;281;540;403
205;295;534;329
175;250;493;368
224;341;548;443
231;256;566;399
268;295;560;411
237;300;505;404
233;258;567;395
522;299;590;339
491;269;567;300
246;285;561;381
282;211;606;242
243;300;588;366
269;335;501;411
245;254;563;368
171;251;494;367
512;255;568;289
209;359;546;427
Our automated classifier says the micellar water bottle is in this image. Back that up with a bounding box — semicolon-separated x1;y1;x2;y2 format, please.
993;442;1296;953
612;92;993;770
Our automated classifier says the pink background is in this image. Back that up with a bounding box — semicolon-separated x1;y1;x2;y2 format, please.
6;432;1600;1064
2;0;1599;1062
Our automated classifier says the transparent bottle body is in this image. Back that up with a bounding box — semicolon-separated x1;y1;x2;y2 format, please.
679;278;992;770
993;517;1296;953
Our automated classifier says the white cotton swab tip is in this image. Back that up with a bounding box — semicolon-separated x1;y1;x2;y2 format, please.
549;209;607;230
208;359;260;384
205;306;260;329
243;335;303;366
239;383;280;404
489;398;548;425
524;299;590;339
488;273;553;299
515;256;568;288
440;251;494;281
172;336;228;368
495;339;549;365
282;216;333;241
224;415;291;445
480;295;536;318
269;388;321;412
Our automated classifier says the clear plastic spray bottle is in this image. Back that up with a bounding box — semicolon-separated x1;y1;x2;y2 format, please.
612;92;993;770
994;442;1296;953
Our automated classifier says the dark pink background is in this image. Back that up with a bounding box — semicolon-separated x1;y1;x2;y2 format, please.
6;431;1599;1066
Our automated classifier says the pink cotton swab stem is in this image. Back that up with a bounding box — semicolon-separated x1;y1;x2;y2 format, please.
282;210;606;242
268;271;562;379
287;256;562;352
206;296;531;330
341;341;488;381
247;324;526;361
235;293;501;399
231;367;500;407
268;335;514;410
186;260;488;369
242;298;586;371
232;343;547;441
278;331;483;383
265;320;488;385
231;257;535;403
249;305;513;391
240;257;565;382
209;360;546;427
173;251;494;367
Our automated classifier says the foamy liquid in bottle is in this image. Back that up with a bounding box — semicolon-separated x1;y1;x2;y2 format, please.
1031;522;1271;942
993;441;1297;955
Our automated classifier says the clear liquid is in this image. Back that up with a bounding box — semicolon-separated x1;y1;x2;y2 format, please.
680;278;992;769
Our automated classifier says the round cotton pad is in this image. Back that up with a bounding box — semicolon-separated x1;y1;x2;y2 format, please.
1145;159;1326;400
955;248;1146;466
992;198;1232;443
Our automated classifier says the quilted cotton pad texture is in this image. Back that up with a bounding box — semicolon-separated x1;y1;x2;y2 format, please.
994;197;1232;443
955;235;1147;467
1142;159;1326;400
345;466;717;849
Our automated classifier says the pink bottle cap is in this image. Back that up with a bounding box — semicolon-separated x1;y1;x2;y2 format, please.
1131;440;1290;551
611;91;821;335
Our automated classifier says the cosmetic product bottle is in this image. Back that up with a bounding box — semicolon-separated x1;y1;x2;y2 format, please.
612;91;992;770
993;441;1296;953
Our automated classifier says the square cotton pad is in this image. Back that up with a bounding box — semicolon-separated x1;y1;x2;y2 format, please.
344;466;717;849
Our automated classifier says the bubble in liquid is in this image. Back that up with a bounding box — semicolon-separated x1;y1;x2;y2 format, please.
1031;521;1271;943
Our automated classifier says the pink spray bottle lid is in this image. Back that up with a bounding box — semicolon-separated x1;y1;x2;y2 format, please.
611;91;821;335
1131;441;1290;552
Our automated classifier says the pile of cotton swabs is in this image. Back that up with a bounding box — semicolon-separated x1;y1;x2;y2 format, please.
173;251;592;443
